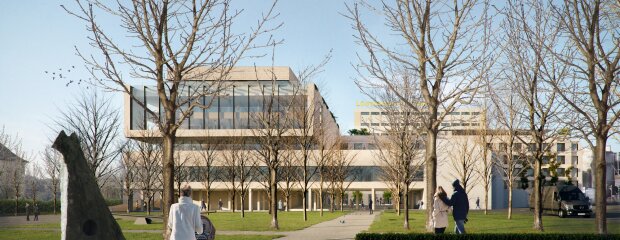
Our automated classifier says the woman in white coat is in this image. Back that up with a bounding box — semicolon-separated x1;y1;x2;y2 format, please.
432;186;449;234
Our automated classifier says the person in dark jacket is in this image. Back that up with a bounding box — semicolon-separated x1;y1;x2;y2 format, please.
440;179;469;234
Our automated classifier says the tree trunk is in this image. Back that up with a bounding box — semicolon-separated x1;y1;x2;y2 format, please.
231;190;236;213
14;198;18;216
533;157;543;231
270;168;279;229
206;188;211;215
53;190;58;214
127;190;133;213
484;183;489;215
425;130;438;232
303;189;308;221
162;133;176;239
404;186;410;230
594;136;608;234
319;180;324;216
508;180;513;220
241;193;245;218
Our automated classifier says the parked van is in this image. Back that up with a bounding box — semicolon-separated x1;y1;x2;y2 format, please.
529;184;592;218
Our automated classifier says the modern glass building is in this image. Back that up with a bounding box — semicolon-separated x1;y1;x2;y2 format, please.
124;66;593;212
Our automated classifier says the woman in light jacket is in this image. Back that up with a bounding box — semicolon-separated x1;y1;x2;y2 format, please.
432;186;449;234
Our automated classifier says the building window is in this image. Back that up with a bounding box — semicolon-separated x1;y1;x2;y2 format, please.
528;143;536;152
461;112;471;115
448;112;460;115
557;155;565;164
353;143;364;150
542;168;550;177
371;112;380;115
340;143;349;150
571;156;578;165
557;143;566;152
542;156;550;164
471;123;480;126
472;112;481;115
557;168;565;176
461;122;471;126
361;112;369;115
371;123;380;126
514;143;522;150
381;112;389;115
361;123;369;126
441;123;450;127
571;143;578;151
367;143;377;150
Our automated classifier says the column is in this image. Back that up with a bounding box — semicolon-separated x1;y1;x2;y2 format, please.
227;192;231;210
249;188;253;212
371;188;376;210
308;188;312;211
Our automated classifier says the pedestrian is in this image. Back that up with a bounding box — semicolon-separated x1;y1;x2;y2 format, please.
476;197;480;210
432;186;449;234
368;199;373;214
201;200;207;212
439;179;470;234
278;199;283;211
25;203;30;221
218;199;223;211
33;204;40;221
167;185;202;240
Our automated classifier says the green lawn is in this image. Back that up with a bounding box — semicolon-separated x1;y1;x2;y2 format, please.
0;230;280;240
207;211;348;231
369;210;620;234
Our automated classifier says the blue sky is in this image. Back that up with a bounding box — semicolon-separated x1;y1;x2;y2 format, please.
0;1;374;158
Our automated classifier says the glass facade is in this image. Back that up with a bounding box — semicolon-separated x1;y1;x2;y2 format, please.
130;81;303;130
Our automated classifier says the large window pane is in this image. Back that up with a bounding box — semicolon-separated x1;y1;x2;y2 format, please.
145;87;159;129
189;87;205;129
205;95;219;129
234;85;249;129
131;86;145;130
219;88;233;129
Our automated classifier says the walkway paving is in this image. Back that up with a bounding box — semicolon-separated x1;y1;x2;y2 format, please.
275;211;377;240
0;214;60;227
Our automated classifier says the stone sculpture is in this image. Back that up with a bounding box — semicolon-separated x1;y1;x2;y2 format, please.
53;131;125;240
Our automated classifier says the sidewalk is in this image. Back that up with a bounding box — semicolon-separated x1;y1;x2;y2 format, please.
275;211;377;240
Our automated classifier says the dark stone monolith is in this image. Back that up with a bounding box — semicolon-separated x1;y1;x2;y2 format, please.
53;131;125;240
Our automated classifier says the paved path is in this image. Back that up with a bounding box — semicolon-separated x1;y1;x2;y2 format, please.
275;211;377;240
0;214;60;227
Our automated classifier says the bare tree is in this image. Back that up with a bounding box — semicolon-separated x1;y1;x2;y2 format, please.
221;136;254;214
445;138;480;195
196;140;220;213
499;0;567;230
26;163;42;206
332;146;358;212
363;71;425;229
547;0;620;233
53;91;121;188
0;127;27;216
290;56;332;220
63;1;281;234
43;146;62;214
488;87;529;219
278;147;299;212
119;141;138;213
346;1;493;231
312;111;339;216
473;105;495;215
174;150;191;201
250;67;298;229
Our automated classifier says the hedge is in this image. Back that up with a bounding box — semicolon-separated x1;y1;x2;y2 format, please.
355;233;620;240
0;199;123;215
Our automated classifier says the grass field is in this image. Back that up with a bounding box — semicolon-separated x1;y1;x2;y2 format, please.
368;210;620;234
0;211;346;239
0;230;281;240
206;211;347;231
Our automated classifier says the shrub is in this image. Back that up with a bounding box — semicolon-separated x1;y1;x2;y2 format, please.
355;233;620;240
0;199;122;215
0;199;61;215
